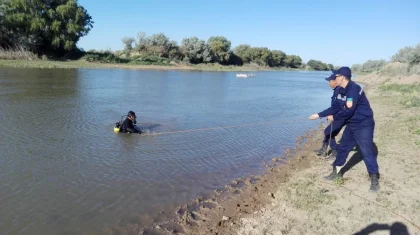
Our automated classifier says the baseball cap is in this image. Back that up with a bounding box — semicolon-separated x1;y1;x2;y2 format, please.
332;66;352;79
325;73;336;81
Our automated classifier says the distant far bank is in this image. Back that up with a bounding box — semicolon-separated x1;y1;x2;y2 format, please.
0;59;317;72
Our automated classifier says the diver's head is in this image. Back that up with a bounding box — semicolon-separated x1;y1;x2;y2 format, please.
128;111;136;120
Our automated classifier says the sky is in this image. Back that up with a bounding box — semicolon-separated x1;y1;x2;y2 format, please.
77;0;420;66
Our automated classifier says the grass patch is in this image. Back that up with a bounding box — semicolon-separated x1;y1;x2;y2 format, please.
379;84;420;108
284;181;336;211
334;177;345;186
379;83;420;93
0;45;39;60
401;95;420;107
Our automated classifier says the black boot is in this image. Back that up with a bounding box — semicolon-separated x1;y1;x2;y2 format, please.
369;173;380;192
326;149;337;159
315;143;328;157
325;166;342;180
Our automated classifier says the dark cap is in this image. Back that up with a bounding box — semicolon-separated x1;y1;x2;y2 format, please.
325;74;336;81
128;111;136;118
332;66;352;79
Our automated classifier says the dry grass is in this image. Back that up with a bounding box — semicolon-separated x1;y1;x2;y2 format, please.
379;83;420;107
283;180;336;211
0;45;39;60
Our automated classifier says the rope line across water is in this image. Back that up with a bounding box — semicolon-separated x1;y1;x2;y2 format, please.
142;117;312;136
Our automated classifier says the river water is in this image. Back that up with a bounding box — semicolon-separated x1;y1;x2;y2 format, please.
0;68;331;234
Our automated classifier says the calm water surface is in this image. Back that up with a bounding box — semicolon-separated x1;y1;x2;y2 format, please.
0;68;331;234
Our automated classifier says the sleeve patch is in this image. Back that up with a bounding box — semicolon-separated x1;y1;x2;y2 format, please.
346;97;353;108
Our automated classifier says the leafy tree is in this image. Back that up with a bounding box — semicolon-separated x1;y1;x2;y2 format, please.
135;32;148;52
307;59;330;70
233;44;252;64
351;64;362;72
122;37;135;51
145;33;170;57
207;36;231;64
391;43;420;65
1;0;93;56
228;51;243;65
167;40;183;61
180;36;207;64
285;55;302;68
249;47;272;66
360;59;387;72
270;50;286;67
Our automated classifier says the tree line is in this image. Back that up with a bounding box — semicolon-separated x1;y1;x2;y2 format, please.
351;42;420;75
120;32;311;68
0;0;333;70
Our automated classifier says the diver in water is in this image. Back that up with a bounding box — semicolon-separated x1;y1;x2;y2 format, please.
121;111;141;134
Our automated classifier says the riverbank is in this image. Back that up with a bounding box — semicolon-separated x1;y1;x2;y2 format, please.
0;59;307;72
233;74;420;235
136;73;420;234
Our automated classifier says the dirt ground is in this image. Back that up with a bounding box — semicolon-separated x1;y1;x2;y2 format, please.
233;74;420;235
137;73;420;235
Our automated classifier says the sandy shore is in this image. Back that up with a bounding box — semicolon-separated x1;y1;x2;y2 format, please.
134;73;420;235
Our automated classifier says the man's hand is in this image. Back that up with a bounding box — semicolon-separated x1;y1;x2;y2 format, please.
327;115;334;121
309;114;319;120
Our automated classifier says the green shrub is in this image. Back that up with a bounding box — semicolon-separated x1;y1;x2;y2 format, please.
379;83;420;93
130;55;171;65
402;95;420;108
82;50;129;63
391;43;420;65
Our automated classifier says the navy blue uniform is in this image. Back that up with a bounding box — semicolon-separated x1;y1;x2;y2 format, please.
332;81;378;174
317;87;346;150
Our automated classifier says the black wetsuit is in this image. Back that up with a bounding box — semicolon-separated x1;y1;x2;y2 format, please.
121;118;141;133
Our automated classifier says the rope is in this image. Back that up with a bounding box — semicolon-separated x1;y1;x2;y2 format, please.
141;117;311;136
328;120;333;154
316;127;420;232
311;120;420;231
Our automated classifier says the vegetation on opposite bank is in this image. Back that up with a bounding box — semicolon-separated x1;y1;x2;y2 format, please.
0;0;334;71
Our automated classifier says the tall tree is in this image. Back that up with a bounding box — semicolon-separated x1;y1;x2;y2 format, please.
180;36;207;64
233;44;252;64
121;37;135;51
249;47;272;66
1;0;93;56
145;33;170;57
207;36;231;64
270;50;286;67
285;55;303;68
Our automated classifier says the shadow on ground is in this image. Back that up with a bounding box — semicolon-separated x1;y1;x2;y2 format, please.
340;142;379;176
353;222;410;235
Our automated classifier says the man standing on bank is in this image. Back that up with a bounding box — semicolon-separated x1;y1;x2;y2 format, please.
309;73;346;159
325;66;380;192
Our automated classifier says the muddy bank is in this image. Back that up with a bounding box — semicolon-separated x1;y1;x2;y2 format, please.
91;124;326;235
137;74;420;235
134;127;326;235
233;75;420;235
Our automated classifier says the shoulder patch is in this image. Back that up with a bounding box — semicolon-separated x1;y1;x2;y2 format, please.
346;97;353;108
